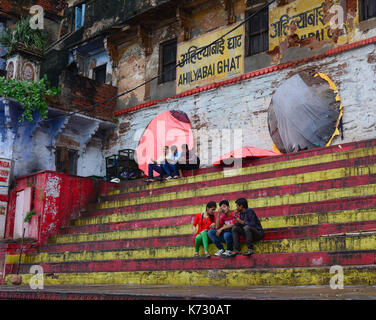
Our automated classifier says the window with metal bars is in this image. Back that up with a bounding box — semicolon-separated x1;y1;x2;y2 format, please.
360;0;376;21
160;39;177;83
247;6;269;56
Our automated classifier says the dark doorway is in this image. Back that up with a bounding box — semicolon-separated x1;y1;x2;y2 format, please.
93;64;107;83
56;147;78;175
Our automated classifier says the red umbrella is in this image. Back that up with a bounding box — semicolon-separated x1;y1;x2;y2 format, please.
213;146;280;166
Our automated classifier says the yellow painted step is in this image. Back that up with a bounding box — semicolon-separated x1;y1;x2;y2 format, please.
7;233;376;264
262;208;376;229
51;224;190;244
75;183;376;227
108;146;376;195
5;266;376;286
70;207;376;241
71;209;376;241
97;164;376;210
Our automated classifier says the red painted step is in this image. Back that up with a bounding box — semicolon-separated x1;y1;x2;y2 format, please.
76;195;376;230
256;194;376;218
88;174;376;217
0;290;161;300
12;221;376;257
7;250;376;274
101;155;376;202
61;209;376;241
63;214;195;235
110;139;376;191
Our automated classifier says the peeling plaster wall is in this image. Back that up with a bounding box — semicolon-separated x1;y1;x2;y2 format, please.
1;100;107;178
117;41;146;109
190;0;228;38
12;122;56;177
107;43;376;168
78;141;106;177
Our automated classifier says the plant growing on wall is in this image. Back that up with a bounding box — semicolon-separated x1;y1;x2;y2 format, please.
24;210;36;223
0;17;48;56
0;75;60;121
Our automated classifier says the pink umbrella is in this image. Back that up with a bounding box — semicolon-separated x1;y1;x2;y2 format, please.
213;146;280;166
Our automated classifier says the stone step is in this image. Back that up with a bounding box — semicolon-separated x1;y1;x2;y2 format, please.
7;250;376;275
83;177;376;221
4;265;376;287
65;207;376;235
73;195;376;227
8;233;376;264
107;139;376;192
105;148;376;198
95;161;376;210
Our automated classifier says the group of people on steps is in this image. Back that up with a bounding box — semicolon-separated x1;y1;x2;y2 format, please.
147;145;263;257
192;198;264;257
146;144;200;182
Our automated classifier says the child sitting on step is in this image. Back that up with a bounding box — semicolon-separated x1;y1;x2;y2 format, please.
192;201;217;258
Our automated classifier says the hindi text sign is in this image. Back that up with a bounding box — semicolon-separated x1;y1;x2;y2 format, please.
269;0;349;51
177;25;244;94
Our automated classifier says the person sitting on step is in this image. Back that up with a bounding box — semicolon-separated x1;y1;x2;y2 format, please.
208;200;234;257
163;145;181;179
230;198;264;257
192;201;217;258
177;144;200;177
146;146;169;182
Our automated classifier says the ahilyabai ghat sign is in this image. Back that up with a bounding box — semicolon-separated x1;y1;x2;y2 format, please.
269;0;354;51
177;24;244;94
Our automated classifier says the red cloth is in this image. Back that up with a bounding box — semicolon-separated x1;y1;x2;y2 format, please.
193;213;216;237
213;146;279;166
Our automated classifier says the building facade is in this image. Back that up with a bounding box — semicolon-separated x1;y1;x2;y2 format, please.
99;0;376;166
1;0;376;237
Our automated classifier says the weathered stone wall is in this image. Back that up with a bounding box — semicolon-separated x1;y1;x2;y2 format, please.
112;0;376;108
107;42;376;169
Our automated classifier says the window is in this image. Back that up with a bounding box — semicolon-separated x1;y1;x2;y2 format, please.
75;3;86;30
93;64;107;83
360;0;376;21
160;39;177;83
247;6;269;56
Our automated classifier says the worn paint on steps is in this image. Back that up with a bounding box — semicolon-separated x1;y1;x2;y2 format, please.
8;251;376;274
107;146;376;195
92;175;376;216
103;155;376;202
9;234;376;263
75;183;376;229
68;208;376;236
96;164;376;209
4;266;376;286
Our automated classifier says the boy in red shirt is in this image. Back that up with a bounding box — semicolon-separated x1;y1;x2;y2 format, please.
208;200;234;257
192;201;216;258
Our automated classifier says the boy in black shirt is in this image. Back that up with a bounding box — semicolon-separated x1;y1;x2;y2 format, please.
230;198;264;256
